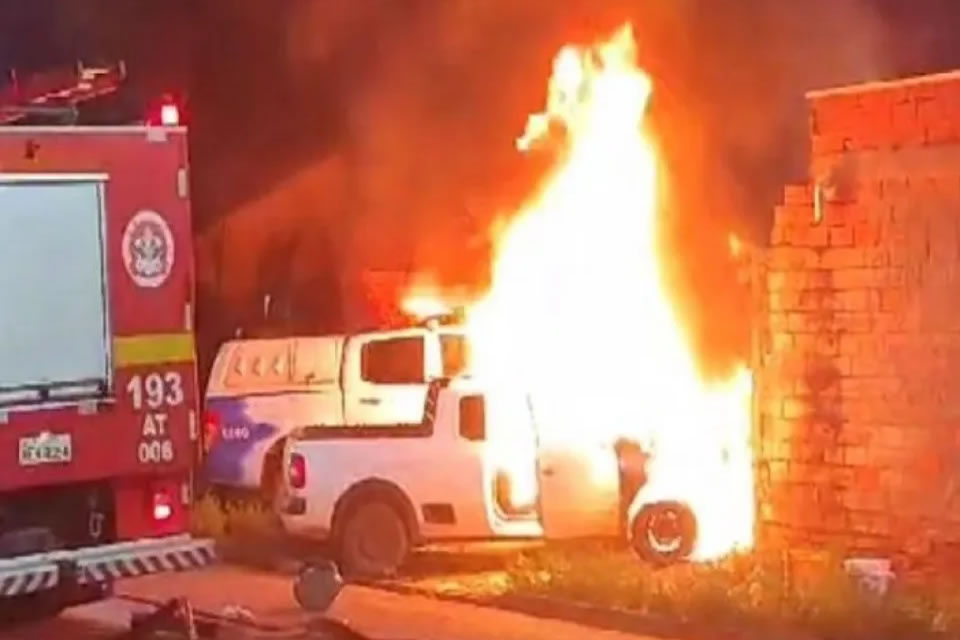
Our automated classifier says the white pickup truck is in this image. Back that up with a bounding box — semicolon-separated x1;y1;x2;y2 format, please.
279;378;699;577
201;323;469;499
279;378;546;576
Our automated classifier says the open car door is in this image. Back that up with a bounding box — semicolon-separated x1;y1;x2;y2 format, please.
533;399;622;538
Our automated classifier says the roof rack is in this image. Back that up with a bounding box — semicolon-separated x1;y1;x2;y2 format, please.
0;61;126;125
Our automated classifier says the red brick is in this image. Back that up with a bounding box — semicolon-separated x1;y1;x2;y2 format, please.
812;134;847;156
789;462;832;484
883;176;912;201
766;271;788;291
891;98;926;147
768;247;819;270
881;288;907;312
829;225;854;247
925;119;958;144
835;289;869;311
853;219;882;246
835;313;871;333
783;184;814;205
843;447;867;467
792;334;817;350
788;312;830;332
830;355;853;375
771;331;794;351
783;397;814;419
833;268;873;289
843;400;879;421
768;269;832;292
866;247;888;267
790;224;829;247
916;94;946;128
806;270;833;289
855;180;886;203
816;334;840;356
768;312;789;331
768;292;791;312
875;426;904;449
811;93;860;136
770;224;787;246
797;290;832;311
775;205;815;226
821;247;866;268
839;334;865;355
882;268;906;287
851;354;889;375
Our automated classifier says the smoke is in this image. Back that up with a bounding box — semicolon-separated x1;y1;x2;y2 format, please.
274;0;897;367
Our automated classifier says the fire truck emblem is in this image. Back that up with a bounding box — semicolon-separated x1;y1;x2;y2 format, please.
122;210;175;288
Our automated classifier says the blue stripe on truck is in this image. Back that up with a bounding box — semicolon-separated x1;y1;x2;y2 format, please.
203;397;280;488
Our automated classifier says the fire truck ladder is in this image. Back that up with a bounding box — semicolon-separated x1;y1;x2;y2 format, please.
0;61;126;125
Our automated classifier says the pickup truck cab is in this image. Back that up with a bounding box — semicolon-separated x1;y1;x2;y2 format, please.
279;378;545;577
202;324;469;498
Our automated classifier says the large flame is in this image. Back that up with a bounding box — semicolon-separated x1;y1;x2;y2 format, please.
415;25;754;559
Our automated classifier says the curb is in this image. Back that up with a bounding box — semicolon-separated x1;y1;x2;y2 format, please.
360;580;817;640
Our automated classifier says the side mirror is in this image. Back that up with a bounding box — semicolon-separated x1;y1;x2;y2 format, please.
459;396;486;441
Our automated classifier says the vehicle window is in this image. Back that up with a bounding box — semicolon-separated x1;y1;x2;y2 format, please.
361;337;425;385
440;334;469;377
459;395;486;441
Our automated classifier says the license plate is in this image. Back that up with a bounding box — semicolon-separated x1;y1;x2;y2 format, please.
19;432;72;466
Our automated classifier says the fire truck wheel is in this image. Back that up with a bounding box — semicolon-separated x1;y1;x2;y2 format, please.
337;500;409;579
630;500;697;567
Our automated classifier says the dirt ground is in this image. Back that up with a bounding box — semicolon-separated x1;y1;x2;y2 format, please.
0;560;671;640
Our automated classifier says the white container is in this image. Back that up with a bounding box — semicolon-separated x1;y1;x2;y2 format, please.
844;557;895;596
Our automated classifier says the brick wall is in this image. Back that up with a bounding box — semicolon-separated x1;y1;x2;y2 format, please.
757;71;960;568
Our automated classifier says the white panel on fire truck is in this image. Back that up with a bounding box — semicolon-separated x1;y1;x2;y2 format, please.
0;178;110;397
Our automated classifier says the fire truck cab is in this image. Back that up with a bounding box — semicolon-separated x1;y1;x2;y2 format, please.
0;63;212;612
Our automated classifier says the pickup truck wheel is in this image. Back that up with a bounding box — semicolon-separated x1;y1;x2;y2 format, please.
630;500;697;567
338;501;409;579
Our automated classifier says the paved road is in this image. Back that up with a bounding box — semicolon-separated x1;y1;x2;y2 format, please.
0;599;135;639
0;564;670;640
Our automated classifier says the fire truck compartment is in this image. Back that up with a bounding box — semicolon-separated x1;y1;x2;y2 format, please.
0;175;110;404
0;480;116;557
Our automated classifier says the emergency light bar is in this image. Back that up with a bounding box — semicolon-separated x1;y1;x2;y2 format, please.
0;62;127;125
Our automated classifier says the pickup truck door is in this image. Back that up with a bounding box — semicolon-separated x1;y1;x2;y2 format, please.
342;333;430;426
534;403;622;538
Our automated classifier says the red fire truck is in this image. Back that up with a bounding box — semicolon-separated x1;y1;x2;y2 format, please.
0;63;212;613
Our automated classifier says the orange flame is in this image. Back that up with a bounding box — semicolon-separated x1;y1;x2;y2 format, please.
465;24;754;559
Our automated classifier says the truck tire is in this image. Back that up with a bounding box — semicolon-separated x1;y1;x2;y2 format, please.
337;501;409;579
629;501;697;567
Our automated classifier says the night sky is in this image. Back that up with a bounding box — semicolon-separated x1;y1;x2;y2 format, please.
3;0;960;370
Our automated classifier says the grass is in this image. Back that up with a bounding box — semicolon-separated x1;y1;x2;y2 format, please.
502;542;960;639
190;493;280;540
188;496;960;638
190;493;319;572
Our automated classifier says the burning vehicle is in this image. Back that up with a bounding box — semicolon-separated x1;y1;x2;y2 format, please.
407;23;754;564
616;438;697;565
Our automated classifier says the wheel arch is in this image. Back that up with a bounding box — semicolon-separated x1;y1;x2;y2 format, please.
331;478;421;545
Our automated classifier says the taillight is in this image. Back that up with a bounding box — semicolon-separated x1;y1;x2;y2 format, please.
203;410;221;454
145;92;186;126
159;103;180;126
289;453;306;489
153;489;174;522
